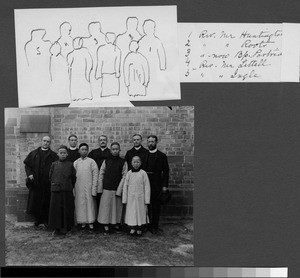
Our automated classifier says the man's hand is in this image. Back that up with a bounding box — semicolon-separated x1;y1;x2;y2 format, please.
28;175;34;180
162;186;167;192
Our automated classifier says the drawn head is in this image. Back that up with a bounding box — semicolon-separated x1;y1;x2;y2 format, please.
88;22;101;36
110;142;120;157
143;19;156;35
131;156;142;169
60;22;72;36
105;32;116;44
129;40;139;52
73;37;83;50
31;29;47;40
147;135;158;150
132;134;142;148
98;135;108;148
41;135;51;149
68;134;78;148
50;42;62;56
57;145;68;161
126;17;139;31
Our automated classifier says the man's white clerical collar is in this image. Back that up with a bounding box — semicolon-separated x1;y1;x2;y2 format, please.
134;146;142;150
41;147;49;151
149;149;157;153
69;147;77;150
100;147;107;151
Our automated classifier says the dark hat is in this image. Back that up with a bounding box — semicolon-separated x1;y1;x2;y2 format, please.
157;189;171;205
79;143;89;149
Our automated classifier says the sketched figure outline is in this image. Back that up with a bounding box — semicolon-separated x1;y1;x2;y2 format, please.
24;28;52;67
115;16;143;52
67;37;93;101
138;19;167;71
95;32;121;97
57;22;74;59
123;40;150;97
49;41;68;82
82;21;107;58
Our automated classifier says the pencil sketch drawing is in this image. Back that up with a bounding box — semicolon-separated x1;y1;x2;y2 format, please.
67;37;93;101
139;19;166;72
24;29;52;86
57;22;74;59
17;5;180;107
95;32;121;97
124;40;150;96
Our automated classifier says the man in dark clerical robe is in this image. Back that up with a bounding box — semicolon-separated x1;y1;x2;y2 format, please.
66;134;80;163
24;135;58;228
145;135;169;234
124;134;148;171
88;135;111;210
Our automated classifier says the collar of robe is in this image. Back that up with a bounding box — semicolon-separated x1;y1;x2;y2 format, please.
111;155;120;159
149;148;158;153
132;167;141;172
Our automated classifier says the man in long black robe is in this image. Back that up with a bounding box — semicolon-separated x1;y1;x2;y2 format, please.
24;135;58;227
124;134;148;171
145;135;169;234
66;134;80;163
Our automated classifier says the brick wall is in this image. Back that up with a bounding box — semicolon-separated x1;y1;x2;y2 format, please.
5;107;194;221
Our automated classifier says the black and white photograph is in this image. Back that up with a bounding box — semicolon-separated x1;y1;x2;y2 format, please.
5;106;194;266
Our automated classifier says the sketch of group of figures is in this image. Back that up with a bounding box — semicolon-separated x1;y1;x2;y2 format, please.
24;17;167;101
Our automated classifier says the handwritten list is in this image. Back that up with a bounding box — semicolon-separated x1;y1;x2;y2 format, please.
179;23;283;82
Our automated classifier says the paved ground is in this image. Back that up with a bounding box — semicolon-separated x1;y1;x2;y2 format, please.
5;215;193;266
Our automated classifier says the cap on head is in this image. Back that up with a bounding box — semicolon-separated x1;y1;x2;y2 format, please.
79;142;89;149
58;144;68;151
111;142;120;148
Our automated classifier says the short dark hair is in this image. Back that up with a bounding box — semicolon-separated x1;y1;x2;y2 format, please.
79;143;89;149
57;144;68;151
111;142;120;148
147;135;158;142
132;155;141;162
132;134;142;139
68;134;77;141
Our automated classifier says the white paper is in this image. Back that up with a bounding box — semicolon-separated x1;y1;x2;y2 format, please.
281;23;300;82
179;23;283;82
15;6;180;107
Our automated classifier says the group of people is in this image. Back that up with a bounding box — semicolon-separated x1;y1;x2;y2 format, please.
24;134;169;237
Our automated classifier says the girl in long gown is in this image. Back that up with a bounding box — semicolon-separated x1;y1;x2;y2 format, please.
73;143;98;232
122;156;151;236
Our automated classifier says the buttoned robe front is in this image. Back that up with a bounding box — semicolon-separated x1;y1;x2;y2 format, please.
122;169;151;226
73;157;98;224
